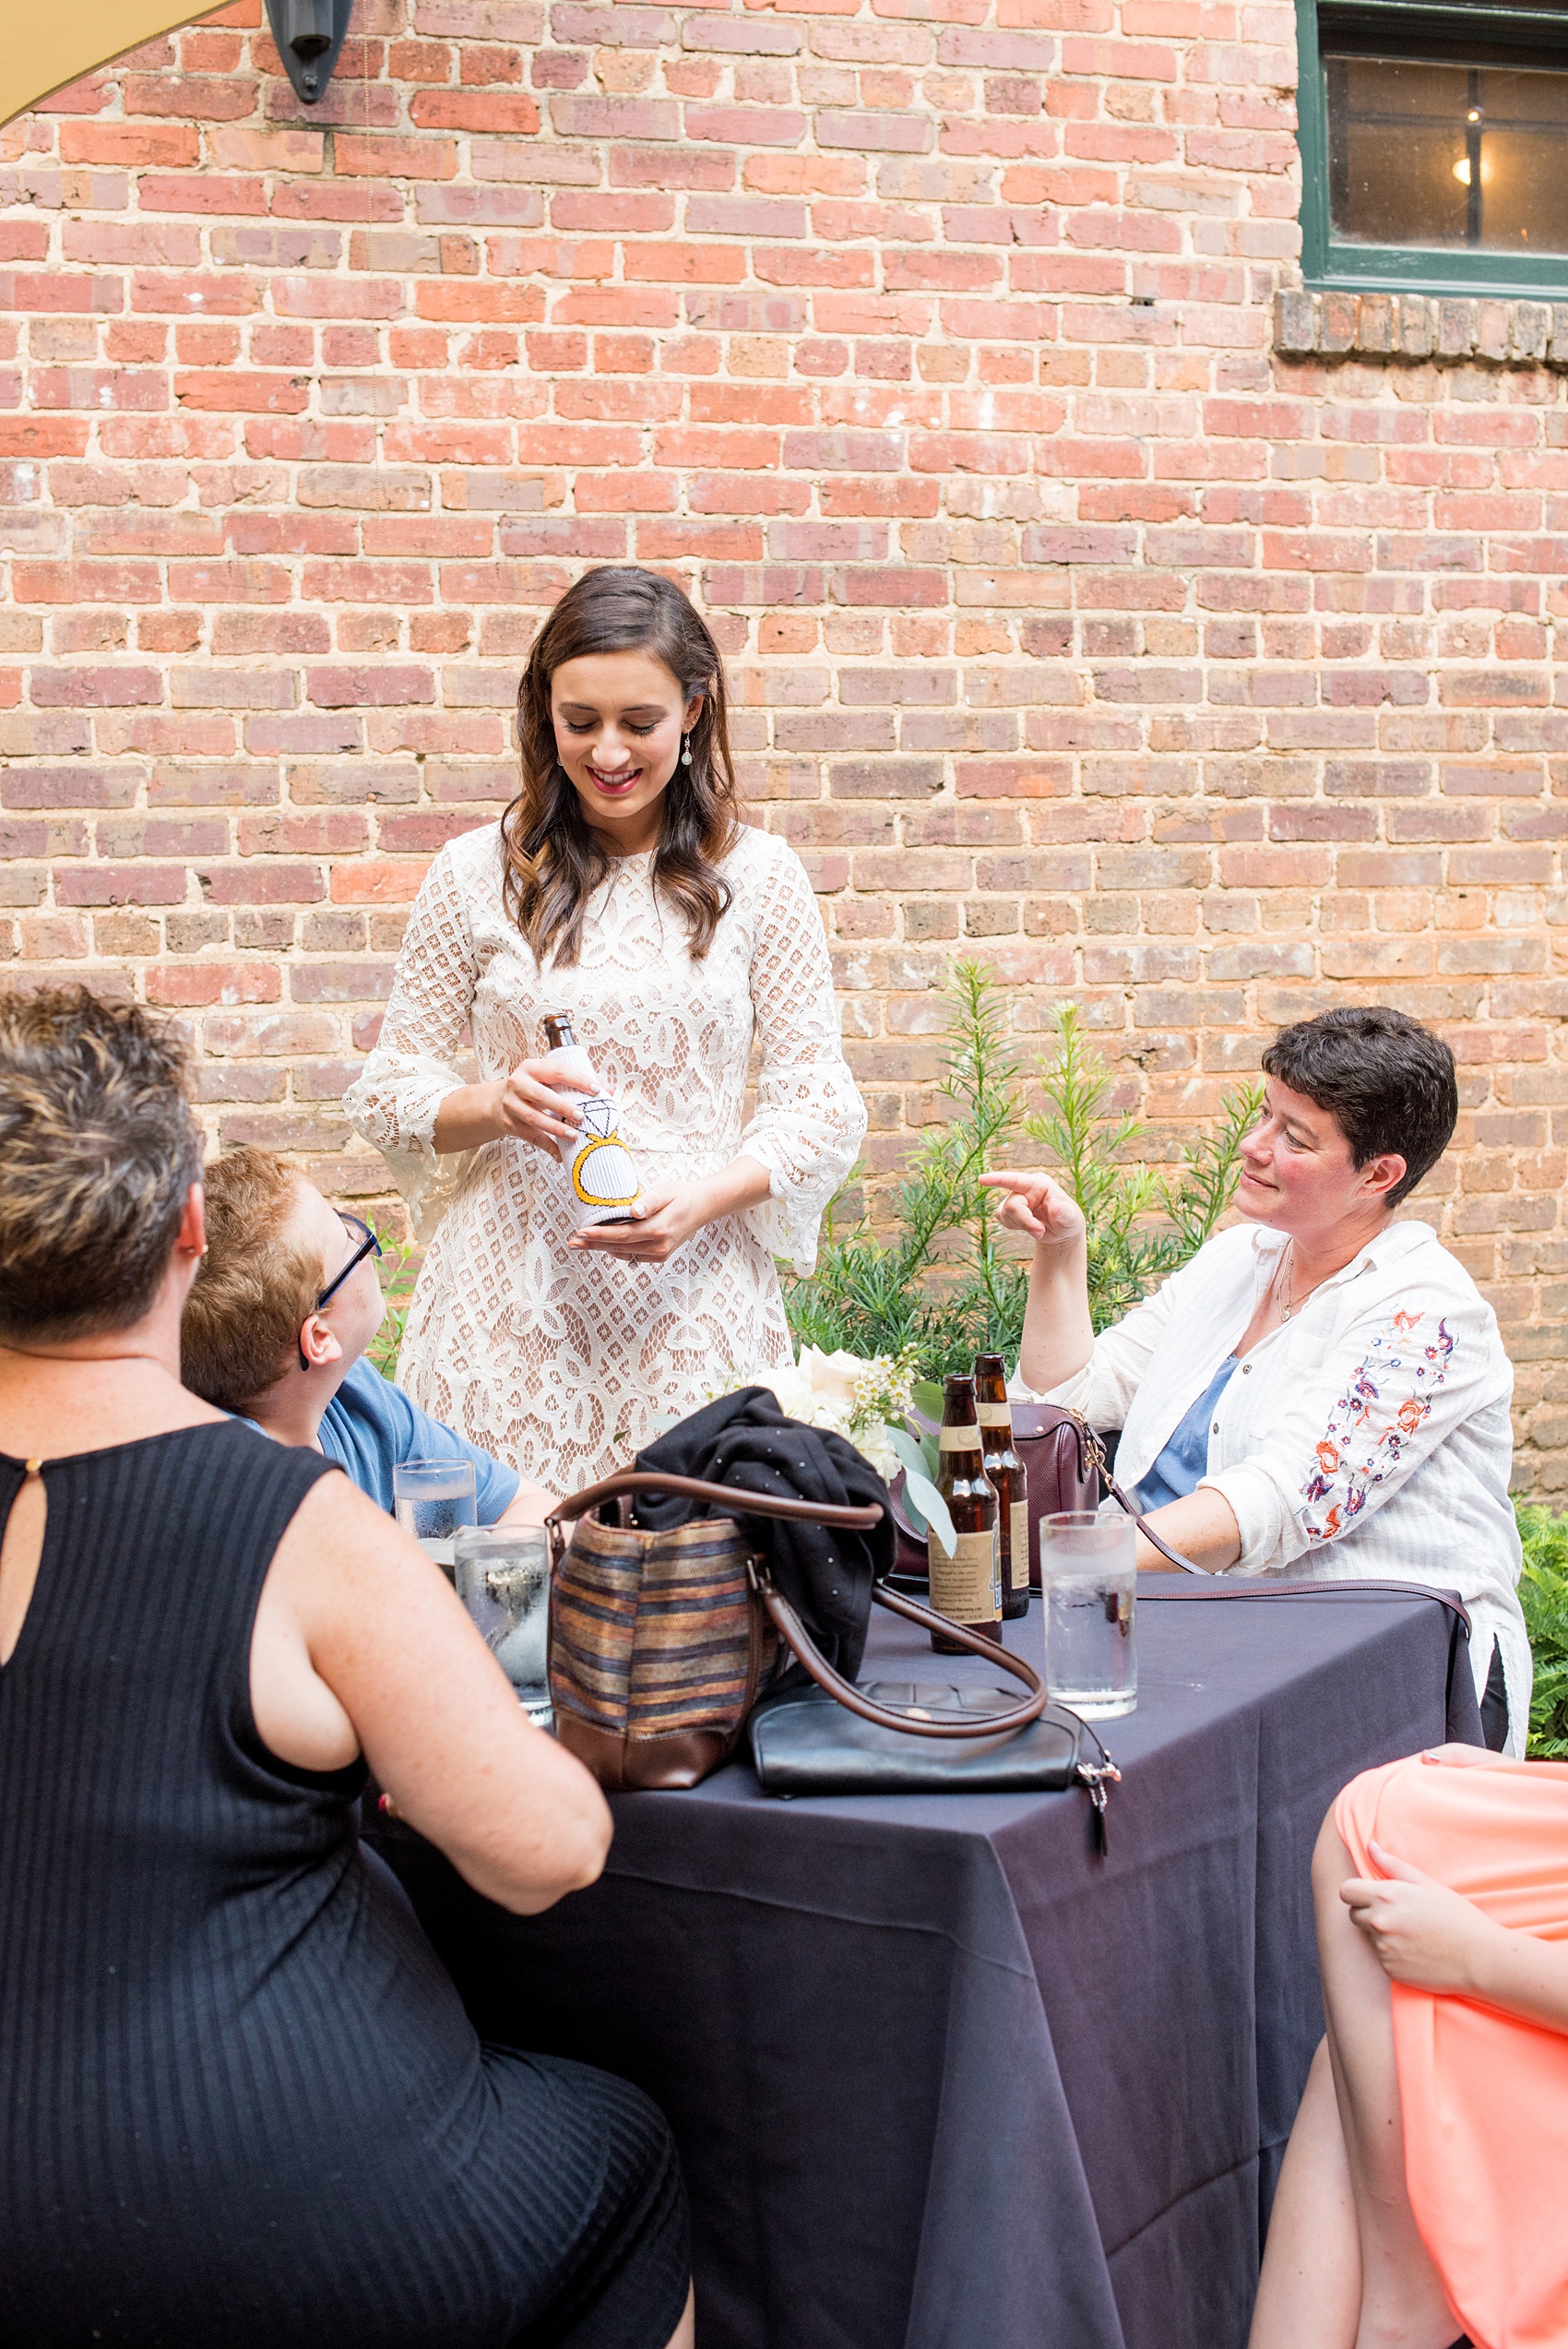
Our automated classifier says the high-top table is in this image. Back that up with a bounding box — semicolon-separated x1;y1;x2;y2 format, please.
373;1577;1479;2349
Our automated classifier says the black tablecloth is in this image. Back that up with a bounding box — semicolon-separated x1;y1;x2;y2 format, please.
374;1578;1481;2349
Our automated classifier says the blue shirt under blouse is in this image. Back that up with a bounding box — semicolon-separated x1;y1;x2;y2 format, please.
243;1358;519;1521
1134;1355;1240;1515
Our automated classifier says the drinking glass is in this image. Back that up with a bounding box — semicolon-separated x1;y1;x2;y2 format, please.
453;1525;552;1728
393;1458;478;1581
1039;1510;1137;1718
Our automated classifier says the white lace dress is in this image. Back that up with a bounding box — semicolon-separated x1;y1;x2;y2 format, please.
343;820;865;1493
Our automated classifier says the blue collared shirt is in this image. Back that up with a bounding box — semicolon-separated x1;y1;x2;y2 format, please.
243;1357;519;1521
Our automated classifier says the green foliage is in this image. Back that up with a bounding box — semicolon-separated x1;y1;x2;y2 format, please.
1515;1499;1568;1758
365;1239;422;1383
781;961;1262;1375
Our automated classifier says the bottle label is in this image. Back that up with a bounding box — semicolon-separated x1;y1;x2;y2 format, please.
977;1402;1012;1428
938;1423;982;1452
928;1527;1000;1623
569;1096;641;1210
1009;1499;1030;1595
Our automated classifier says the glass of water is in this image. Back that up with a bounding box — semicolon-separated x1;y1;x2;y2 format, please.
453;1525;552;1729
393;1458;478;1582
1039;1510;1137;1719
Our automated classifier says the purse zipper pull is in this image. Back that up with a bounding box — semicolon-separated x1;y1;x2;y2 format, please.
1076;1754;1121;1857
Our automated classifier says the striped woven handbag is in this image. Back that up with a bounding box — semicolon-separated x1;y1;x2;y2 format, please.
545;1470;1046;1791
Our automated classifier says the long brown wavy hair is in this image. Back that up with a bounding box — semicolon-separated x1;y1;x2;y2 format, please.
504;566;742;967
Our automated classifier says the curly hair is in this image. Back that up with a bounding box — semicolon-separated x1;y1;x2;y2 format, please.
180;1149;322;1413
505;565;741;968
0;984;204;1343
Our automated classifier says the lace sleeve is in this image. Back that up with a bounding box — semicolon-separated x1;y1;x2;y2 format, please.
342;846;480;1242
738;839;867;1275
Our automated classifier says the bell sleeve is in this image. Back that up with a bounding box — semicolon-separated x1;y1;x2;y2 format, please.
1200;1289;1507;1574
342;844;481;1243
738;840;867;1276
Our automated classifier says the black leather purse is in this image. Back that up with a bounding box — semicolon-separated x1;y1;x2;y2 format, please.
748;1679;1121;1841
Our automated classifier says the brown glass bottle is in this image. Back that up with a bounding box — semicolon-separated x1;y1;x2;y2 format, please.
973;1352;1030;1620
926;1372;1002;1655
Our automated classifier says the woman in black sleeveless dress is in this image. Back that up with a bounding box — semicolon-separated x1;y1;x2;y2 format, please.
0;986;693;2349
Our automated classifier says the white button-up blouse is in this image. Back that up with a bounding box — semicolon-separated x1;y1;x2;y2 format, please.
1016;1218;1529;1751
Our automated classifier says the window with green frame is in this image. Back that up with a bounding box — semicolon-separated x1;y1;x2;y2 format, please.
1296;0;1568;295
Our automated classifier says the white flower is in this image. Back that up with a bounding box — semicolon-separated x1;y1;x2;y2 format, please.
796;1345;863;1409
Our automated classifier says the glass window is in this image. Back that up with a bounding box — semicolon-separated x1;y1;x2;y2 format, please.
1296;0;1568;294
1326;54;1568;255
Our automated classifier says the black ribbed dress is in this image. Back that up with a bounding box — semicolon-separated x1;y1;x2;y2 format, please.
0;1421;688;2349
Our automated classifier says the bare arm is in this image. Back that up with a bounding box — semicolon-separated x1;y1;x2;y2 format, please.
568;1153;773;1264
1134;1486;1242;1573
251;1472;611;1915
1343;1830;1568;2037
980;1171;1094;1393
495;1478;559;1529
431;1061;591;1157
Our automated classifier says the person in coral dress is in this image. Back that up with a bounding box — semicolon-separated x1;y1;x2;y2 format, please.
1249;1747;1568;2349
345;566;864;1495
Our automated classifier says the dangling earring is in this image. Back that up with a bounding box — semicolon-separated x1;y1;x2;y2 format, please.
681;733;693;768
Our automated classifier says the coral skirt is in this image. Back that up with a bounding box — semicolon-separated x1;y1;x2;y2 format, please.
1334;1748;1568;2349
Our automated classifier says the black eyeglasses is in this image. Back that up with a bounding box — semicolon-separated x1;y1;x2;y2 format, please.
318;1210;382;1309
298;1212;382;1372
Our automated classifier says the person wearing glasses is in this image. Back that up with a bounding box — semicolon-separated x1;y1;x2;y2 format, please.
181;1147;554;1525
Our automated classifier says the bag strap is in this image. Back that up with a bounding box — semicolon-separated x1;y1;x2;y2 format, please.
750;1563;1049;1740
549;1468;1048;1741
1051;1409;1211;1575
544;1469;885;1561
1137;1576;1472;1639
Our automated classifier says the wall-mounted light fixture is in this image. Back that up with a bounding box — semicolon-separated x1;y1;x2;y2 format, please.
265;0;354;104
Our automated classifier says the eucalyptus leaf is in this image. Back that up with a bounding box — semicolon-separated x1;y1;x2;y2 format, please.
911;1378;944;1422
903;1468;956;1556
885;1424;930;1484
919;1430;939;1480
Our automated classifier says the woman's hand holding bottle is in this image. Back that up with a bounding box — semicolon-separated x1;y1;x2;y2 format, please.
431;1062;590;1158
493;1057;592;1152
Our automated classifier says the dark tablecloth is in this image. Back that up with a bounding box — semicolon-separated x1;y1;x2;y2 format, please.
374;1578;1481;2349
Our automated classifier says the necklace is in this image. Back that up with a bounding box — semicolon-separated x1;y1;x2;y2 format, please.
1277;1241;1298;1323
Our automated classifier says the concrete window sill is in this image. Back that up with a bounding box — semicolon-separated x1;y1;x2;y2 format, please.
1275;288;1568;368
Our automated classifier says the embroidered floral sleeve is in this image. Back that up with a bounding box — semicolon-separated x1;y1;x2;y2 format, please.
1298;1307;1455;1543
1200;1289;1501;1576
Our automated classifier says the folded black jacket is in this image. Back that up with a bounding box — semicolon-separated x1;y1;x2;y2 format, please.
634;1387;895;1684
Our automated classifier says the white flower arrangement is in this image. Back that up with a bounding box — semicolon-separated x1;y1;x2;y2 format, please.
715;1341;956;1551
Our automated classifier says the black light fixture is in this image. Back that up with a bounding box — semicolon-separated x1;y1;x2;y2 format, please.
265;0;356;105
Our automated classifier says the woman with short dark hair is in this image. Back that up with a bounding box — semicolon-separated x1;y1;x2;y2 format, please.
345;564;864;1494
984;1005;1528;1749
0;984;694;2349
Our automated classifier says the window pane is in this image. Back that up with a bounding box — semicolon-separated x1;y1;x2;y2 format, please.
1325;54;1568;255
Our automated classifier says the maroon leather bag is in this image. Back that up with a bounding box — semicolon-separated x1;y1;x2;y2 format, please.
892;1401;1101;1585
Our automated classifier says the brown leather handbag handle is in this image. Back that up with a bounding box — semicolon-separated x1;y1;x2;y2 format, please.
547;1470;1047;1741
546;1468;885;1538
753;1567;1049;1740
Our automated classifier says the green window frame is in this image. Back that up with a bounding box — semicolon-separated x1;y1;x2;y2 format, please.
1296;0;1568;296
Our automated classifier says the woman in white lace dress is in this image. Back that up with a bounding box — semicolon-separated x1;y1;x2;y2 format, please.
344;566;865;1496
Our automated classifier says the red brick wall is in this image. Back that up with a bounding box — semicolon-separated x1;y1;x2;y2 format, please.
4;0;1567;1485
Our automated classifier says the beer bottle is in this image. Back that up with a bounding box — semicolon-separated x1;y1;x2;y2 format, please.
973;1352;1030;1621
927;1372;1002;1655
539;1011;643;1230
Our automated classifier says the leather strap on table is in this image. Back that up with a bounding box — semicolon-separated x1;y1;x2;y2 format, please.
752;1567;1049;1740
1136;1576;1472;1640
